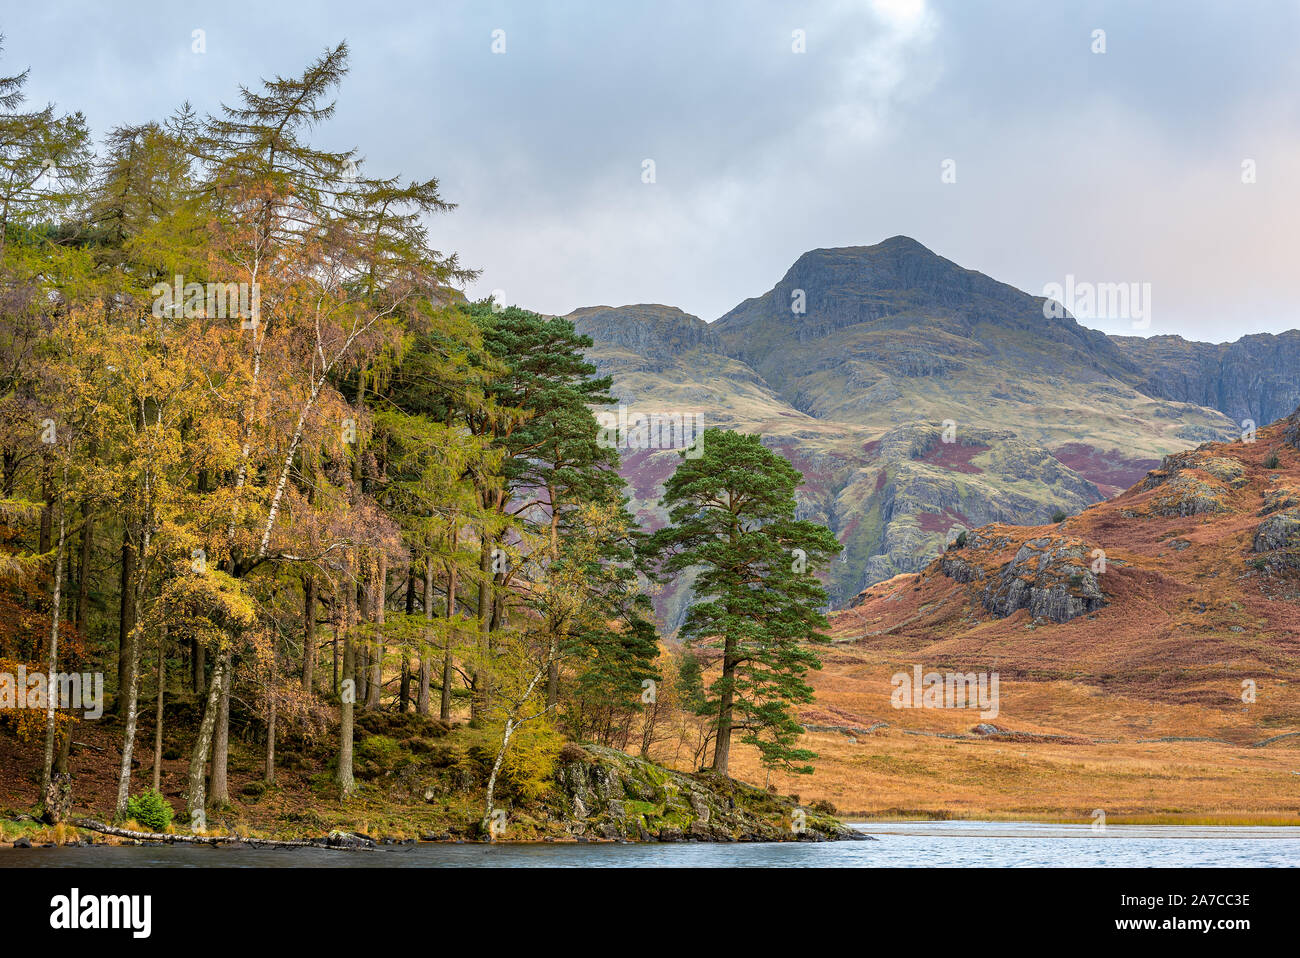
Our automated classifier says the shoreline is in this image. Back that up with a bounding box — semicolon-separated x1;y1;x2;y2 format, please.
850;821;1300;840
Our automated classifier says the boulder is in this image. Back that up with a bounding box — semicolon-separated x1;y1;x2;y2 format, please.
1254;510;1300;552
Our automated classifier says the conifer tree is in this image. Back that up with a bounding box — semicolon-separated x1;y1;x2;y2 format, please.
644;428;840;777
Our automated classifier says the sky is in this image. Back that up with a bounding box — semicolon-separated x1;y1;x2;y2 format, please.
7;0;1300;341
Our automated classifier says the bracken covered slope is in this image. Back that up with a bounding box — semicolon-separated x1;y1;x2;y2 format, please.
838;405;1300;719
731;408;1300;819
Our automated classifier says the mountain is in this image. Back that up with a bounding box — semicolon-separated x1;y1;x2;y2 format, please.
1111;331;1300;430
745;406;1300;819
568;238;1242;629
708;236;1228;451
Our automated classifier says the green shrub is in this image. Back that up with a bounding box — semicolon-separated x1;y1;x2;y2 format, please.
1264;451;1281;469
241;781;266;798
1051;509;1068;524
355;735;413;778
125;788;174;831
950;531;968;550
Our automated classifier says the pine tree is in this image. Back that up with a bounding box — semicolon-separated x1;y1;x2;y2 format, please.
644;428;840;777
466;301;622;707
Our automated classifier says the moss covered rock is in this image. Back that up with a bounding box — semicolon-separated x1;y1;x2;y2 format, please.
551;745;867;843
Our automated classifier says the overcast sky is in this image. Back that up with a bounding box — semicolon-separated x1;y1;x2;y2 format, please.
8;0;1299;341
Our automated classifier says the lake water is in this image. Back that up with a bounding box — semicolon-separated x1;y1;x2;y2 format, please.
3;821;1299;867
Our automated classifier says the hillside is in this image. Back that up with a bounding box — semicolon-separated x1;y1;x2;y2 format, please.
1111;331;1300;429
572;238;1238;625
571;305;1115;627
745;406;1300;820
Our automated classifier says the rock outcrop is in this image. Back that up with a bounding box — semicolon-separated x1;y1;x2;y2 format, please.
1254;509;1300;570
1140;451;1248;490
979;537;1106;623
1135;450;1244;517
928;531;1107;624
552;745;864;842
1285;406;1300;451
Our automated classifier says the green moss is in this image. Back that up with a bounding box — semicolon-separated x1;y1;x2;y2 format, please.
355;735;414;778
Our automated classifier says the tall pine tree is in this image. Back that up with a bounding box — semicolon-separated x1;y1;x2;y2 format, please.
645;428;840;777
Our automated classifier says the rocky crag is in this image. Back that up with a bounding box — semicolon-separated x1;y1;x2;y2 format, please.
1112;331;1300;430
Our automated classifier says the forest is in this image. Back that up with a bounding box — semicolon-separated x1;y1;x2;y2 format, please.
0;40;840;839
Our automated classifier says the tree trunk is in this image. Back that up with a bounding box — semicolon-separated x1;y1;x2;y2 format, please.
366;550;385;709
186;653;226;828
74;501;93;628
192;638;205;695
209;650;232;806
151;628;166;791
337;631;356;795
264;649;276;785
546;658;560;710
441;540;458;722
114;521;152;820
55;719;72;775
301;573;316;691
474;533;492;722
38;452;52;555
481;717;515;840
481;642;554;839
0;447;15;498
39;486;67;819
355;575;369;705
641;696;659;758
114;637;143;818
116;530;136;713
417;560;432;716
74;818;358;850
711;635;737;777
545;482;561;710
400;569;415;712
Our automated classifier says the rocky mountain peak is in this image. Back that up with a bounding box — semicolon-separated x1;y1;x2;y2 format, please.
567;304;720;361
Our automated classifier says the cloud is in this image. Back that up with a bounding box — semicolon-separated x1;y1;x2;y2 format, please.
3;0;1298;340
